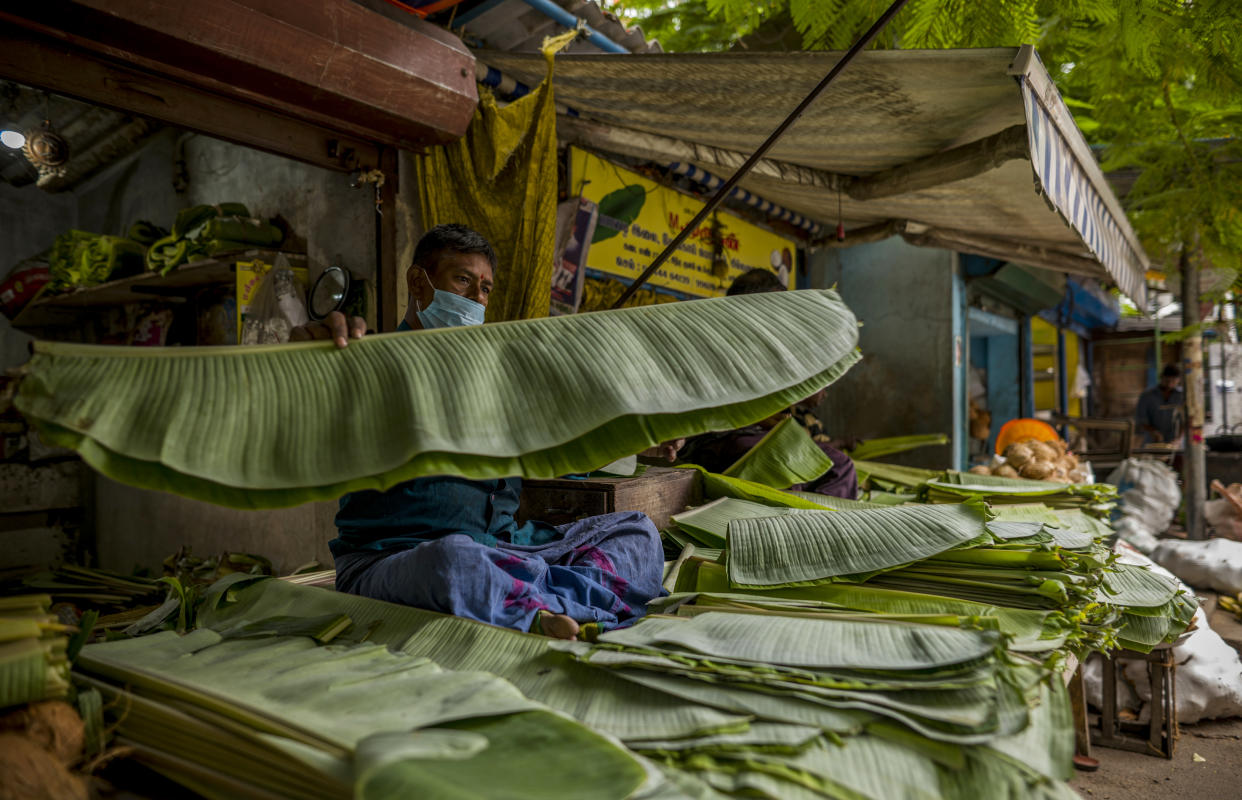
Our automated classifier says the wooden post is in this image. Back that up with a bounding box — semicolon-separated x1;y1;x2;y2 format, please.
1183;248;1207;539
376;146;400;332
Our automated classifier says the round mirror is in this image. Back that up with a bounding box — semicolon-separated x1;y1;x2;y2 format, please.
308;266;350;320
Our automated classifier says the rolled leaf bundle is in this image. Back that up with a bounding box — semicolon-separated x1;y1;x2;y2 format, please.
16;290;860;508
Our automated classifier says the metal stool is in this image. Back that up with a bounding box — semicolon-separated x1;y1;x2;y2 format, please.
1092;643;1178;758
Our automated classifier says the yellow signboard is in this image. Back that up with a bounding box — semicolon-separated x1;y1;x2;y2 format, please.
568;148;796;299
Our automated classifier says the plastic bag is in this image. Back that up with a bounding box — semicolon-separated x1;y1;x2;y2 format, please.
241;255;309;345
1106;458;1181;553
1151;539;1242;595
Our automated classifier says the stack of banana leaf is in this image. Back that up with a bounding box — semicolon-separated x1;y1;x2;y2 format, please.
925;473;1118;516
565;611;1076;800
74;613;650;800
663;491;1194;656
9;565;162;611
852;461;1118;515
77;575;1078;799
0;595;72;708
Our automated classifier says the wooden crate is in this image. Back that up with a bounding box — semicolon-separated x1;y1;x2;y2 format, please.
518;467;701;529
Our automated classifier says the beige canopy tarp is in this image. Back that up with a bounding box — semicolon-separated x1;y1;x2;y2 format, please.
478;45;1148;304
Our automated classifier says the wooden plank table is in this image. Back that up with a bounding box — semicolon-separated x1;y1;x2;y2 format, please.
518;467;700;529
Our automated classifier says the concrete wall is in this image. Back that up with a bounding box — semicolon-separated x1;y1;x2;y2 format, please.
807;236;962;470
1;128;378;279
94;477;336;576
2;128;385;573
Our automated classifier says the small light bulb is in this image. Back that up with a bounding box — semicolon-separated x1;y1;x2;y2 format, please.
0;130;25;149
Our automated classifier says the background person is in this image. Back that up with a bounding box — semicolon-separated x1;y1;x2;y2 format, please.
1136;364;1185;446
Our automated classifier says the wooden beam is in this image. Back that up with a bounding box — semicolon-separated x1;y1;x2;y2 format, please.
559;116;1033;206
846;125;1029;201
376;147;401;333
902;227;1106;279
3;0;477;151
0;31;380;174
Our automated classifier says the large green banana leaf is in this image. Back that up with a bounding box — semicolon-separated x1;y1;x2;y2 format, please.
628;721;824;754
196;576;747;742
602;667;872;734
598;612;999;672
784;490;888;510
985;680;1074;782
17;290;859;508
667;564;1066;652
720;416;834;488
726;504;987;588
670;497;813;549
1098;563;1178;607
713;735;943;800
853;460;946;490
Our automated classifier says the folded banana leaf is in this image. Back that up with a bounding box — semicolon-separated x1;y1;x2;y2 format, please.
720;416;834;488
598;612;1000;672
726;504;989;588
670;497;813;549
854;460;946;493
17;290;860;508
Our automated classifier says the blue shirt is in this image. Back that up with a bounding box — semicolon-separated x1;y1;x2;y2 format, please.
1135;385;1184;444
330;476;558;557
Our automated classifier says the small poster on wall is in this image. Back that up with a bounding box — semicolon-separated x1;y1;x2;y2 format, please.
550;197;598;315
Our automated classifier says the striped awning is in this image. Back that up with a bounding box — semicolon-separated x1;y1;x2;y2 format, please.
1016;58;1147;303
478;46;1148;304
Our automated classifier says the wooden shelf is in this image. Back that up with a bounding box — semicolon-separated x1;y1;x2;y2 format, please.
10;249;306;328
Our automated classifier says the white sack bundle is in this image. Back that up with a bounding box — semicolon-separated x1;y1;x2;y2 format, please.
1084;543;1242;723
1151;539;1242;595
1106;458;1181;554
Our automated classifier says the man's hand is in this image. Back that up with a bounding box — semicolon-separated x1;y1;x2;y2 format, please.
289;311;367;349
641;438;686;463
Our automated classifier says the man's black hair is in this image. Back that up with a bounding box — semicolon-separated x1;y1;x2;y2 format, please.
1162;364;1182;379
413;224;498;274
726;268;785;296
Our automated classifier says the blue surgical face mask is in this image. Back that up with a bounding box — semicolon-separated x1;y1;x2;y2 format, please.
414;269;486;329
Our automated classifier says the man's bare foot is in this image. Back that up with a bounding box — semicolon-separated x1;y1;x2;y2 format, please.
537;612;580;640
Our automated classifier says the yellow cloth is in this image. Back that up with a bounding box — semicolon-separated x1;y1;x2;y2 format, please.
418;31;576;322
